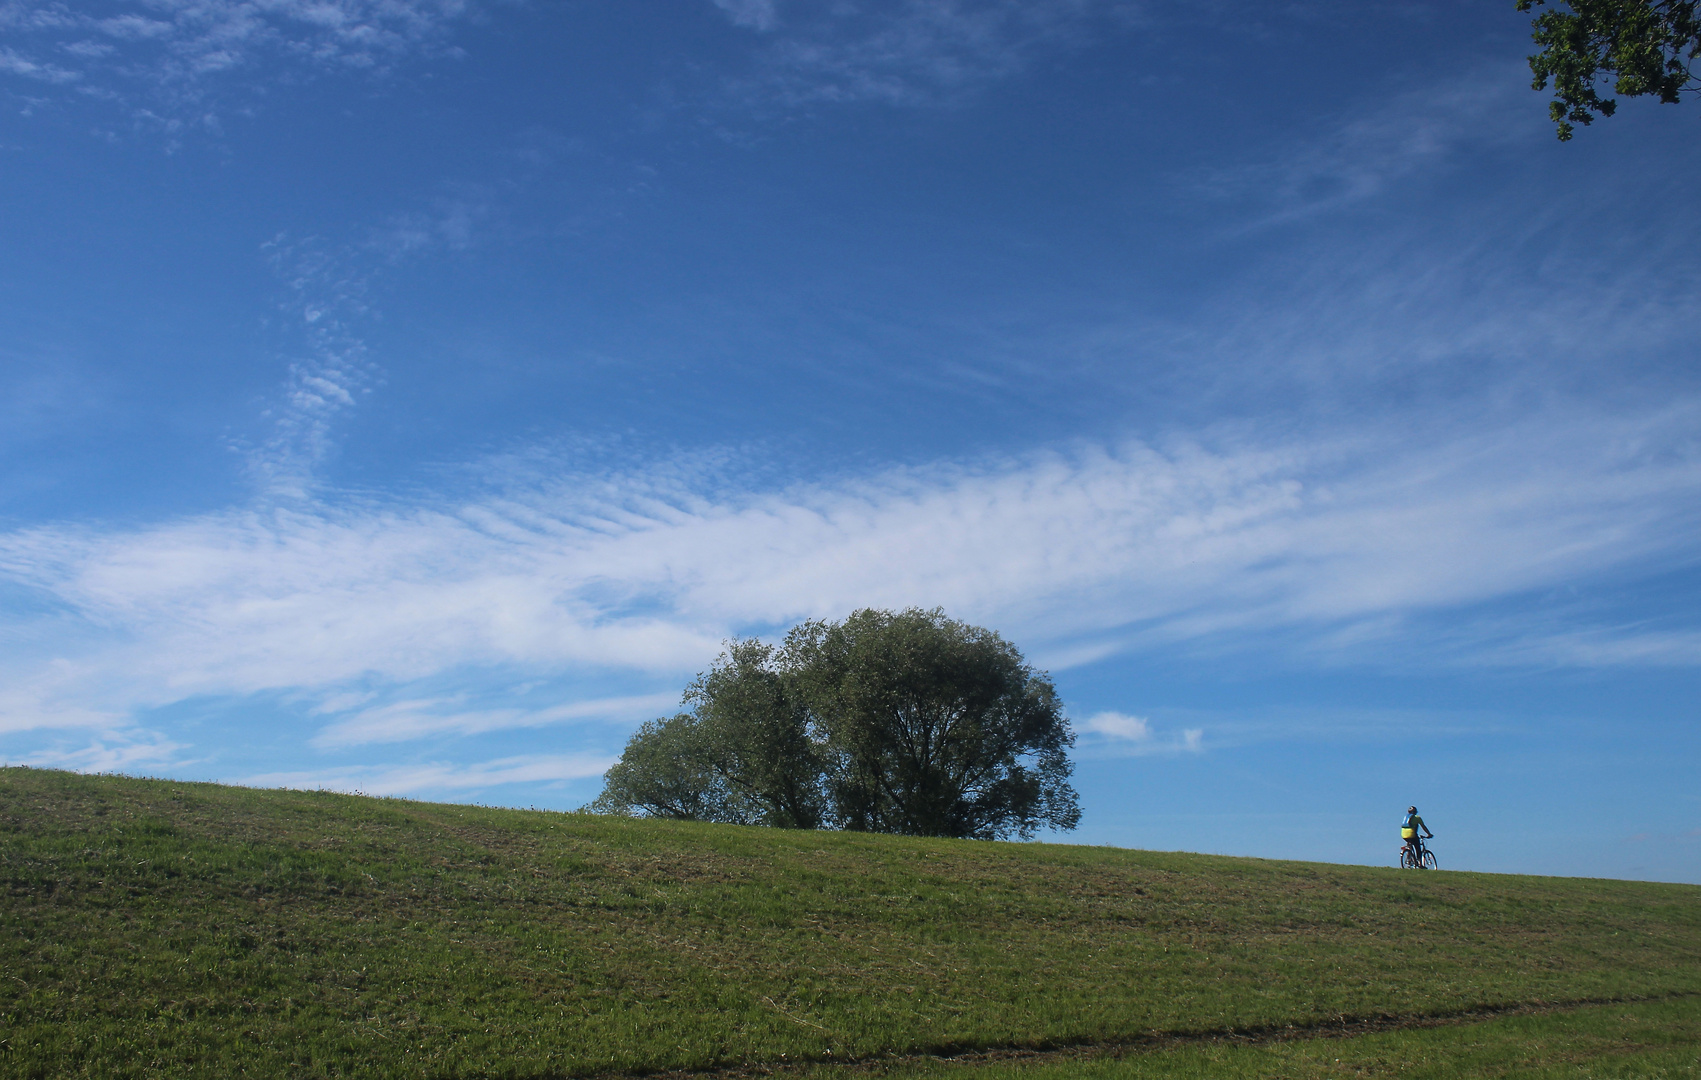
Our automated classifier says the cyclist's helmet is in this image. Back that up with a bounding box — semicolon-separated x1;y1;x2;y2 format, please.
1407;806;1417;813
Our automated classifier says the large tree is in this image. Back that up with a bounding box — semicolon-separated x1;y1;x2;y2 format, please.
681;638;829;830
1518;0;1701;139
588;640;826;828
588;609;1081;841
784;609;1080;840
586;712;754;824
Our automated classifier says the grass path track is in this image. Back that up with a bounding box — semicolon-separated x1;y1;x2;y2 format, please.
583;991;1701;1080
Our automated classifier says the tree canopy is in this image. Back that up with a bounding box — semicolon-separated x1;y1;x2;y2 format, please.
589;609;1081;841
1518;0;1700;139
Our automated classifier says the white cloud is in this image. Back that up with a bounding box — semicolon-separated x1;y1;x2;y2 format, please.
1078;711;1150;740
241;752;615;796
1076;711;1204;755
1;399;1699;739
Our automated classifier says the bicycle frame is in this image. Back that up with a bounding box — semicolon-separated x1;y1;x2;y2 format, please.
1400;835;1436;869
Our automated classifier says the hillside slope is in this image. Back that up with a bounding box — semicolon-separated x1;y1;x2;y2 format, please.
2;767;1698;1079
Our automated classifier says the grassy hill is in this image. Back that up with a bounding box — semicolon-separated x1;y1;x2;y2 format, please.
2;766;1698;1079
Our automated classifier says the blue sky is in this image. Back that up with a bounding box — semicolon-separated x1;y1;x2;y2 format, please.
3;0;1699;882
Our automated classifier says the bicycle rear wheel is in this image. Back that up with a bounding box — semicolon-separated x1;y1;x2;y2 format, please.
1399;847;1416;869
1421;849;1438;870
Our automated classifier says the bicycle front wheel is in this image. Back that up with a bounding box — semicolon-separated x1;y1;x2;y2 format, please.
1421;849;1438;870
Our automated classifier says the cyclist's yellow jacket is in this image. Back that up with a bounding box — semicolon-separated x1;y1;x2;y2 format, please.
1401;812;1425;839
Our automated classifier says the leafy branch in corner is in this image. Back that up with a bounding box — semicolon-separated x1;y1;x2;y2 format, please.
1518;0;1701;138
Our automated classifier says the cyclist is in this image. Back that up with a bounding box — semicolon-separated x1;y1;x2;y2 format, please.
1401;806;1432;860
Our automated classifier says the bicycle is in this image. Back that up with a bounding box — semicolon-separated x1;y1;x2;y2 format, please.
1399;836;1438;870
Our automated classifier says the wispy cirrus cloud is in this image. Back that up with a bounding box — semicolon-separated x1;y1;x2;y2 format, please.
710;0;1142;108
243;235;382;496
713;0;776;33
1475;625;1701;669
0;0;478;124
6;728;188;771
241;752;615;797
0;42;80;81
312;692;680;748
3;396;1700;750
245;158;564;497
0;659;125;735
1191;60;1542;227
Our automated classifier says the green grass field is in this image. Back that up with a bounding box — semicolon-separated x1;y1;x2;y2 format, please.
2;766;1698;1079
